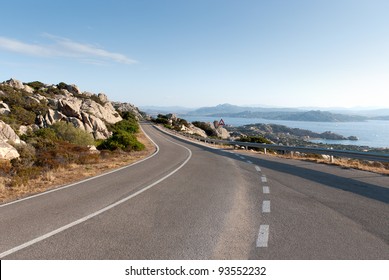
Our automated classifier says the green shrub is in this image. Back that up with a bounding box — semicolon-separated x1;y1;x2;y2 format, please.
50;122;94;146
111;119;139;134
26;81;45;91
238;135;272;144
97;131;144;151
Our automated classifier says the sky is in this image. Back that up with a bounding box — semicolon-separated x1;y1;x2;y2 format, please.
0;0;388;109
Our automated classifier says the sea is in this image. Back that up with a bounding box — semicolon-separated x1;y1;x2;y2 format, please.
181;116;389;149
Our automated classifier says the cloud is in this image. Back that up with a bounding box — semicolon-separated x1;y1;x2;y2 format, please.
0;35;137;65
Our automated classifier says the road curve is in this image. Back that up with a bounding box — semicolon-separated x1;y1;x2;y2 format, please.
0;123;388;259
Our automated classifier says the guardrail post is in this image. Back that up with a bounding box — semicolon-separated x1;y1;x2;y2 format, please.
264;148;267;155
330;147;334;163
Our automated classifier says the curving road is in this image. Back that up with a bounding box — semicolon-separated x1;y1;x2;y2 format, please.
0;122;388;259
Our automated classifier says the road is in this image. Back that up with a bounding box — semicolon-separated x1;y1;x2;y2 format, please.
0;122;388;259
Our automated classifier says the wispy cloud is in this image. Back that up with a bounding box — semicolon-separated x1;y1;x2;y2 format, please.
0;34;137;65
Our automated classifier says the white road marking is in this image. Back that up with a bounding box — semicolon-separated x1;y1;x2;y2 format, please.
263;186;270;194
247;160;253;164
256;225;269;247
255;166;261;172
240;156;246;160
0;125;159;208
0;129;193;259
261;176;267;183
262;200;271;213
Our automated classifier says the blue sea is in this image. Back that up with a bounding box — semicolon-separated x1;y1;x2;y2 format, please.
181;116;389;148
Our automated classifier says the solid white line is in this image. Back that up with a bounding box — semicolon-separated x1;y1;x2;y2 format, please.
0;128;192;258
262;200;271;213
261;176;267;183
256;225;269;247
0;124;159;208
263;186;270;194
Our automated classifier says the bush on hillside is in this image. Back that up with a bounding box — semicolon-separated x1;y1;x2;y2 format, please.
97;130;144;151
50;122;95;146
238;135;272;144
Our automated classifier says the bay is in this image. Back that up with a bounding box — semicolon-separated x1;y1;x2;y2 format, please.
181;115;389;148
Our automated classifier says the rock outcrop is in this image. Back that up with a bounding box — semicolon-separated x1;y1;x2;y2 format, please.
3;78;34;93
0;121;22;160
210;121;230;139
0;78;142;140
0;121;23;144
0;141;19;160
112;101;143;119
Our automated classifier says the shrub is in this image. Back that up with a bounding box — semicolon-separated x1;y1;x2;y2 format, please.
111;119;139;134
50;122;95;146
26;81;45;91
238;136;272;144
97;131;144;152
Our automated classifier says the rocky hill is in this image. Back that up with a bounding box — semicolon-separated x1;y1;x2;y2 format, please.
186;103;369;122
0;78;142;160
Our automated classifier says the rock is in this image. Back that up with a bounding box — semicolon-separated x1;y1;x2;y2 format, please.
4;78;24;90
80;99;122;124
66;84;82;95
0;141;19;160
97;93;108;104
210;122;230;139
44;109;67;125
87;145;100;154
0;121;22;144
186;124;207;138
3;78;34;93
108;102;144;119
348;136;359;141
19;125;39;135
0;101;11;115
81;113;111;139
58;98;83;118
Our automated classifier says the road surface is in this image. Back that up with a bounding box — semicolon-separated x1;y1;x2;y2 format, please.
0;123;388;259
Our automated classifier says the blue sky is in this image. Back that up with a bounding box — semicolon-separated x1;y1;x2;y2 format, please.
0;0;388;108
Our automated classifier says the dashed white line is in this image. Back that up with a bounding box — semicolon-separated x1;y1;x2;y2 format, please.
255;166;261;172
256;225;269;247
263;186;270;194
240;156;246;160
262;200;271;213
261;176;267;183
247;160;253;164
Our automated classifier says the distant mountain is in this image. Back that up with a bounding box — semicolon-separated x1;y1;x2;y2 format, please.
185;104;371;122
371;115;389;120
187;103;299;116
140;106;195;115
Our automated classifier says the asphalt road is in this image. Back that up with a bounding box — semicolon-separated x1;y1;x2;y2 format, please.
0;123;388;259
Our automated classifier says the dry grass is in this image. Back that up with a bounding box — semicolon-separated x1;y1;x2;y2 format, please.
247;150;389;175
0;130;156;204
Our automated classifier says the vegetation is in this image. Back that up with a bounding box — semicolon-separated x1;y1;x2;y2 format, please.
0;84;48;129
97;111;144;151
192;121;217;137
152;114;190;132
238;135;272;145
0;80;145;192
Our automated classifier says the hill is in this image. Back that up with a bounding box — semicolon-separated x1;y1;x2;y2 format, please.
186;104;368;122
